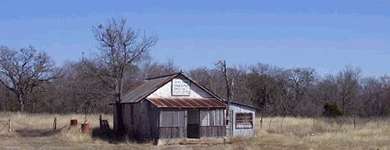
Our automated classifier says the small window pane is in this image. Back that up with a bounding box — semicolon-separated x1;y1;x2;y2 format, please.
235;113;253;129
200;111;209;126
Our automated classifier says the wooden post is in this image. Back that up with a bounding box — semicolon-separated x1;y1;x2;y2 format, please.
353;116;356;129
53;117;57;130
99;114;102;129
268;118;272;129
312;118;315;130
280;117;284;129
377;118;379;128
260;115;263;129
8;119;12;132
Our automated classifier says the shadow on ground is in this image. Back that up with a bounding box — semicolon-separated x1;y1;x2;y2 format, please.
91;127;153;144
15;126;66;137
91;127;119;143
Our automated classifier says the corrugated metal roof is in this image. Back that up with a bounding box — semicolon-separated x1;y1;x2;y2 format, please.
148;98;226;109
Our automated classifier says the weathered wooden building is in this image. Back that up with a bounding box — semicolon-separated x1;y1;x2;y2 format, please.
113;73;227;141
226;101;257;137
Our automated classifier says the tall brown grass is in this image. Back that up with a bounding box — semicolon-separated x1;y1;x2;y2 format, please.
0;112;110;142
1;113;390;150
247;117;390;150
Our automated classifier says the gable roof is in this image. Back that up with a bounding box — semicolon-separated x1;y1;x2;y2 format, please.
120;72;224;104
121;73;179;103
226;100;259;110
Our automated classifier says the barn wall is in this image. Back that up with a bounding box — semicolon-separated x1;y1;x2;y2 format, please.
117;73;230;140
158;109;226;138
200;109;224;126
200;126;226;137
199;109;226;137
159;110;187;138
121;104;131;135
148;76;212;99
122;100;159;140
149;103;160;139
229;104;256;137
113;105;117;131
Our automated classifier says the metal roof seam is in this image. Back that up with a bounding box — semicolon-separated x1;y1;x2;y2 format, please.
147;98;226;109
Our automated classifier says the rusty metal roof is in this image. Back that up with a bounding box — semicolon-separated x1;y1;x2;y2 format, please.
147;98;226;109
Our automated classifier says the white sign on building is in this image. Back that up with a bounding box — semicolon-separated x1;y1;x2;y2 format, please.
172;79;191;96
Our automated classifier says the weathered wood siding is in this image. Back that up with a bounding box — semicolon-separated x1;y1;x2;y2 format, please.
117;73;229;140
200;109;224;126
147;76;213;99
200;126;226;137
199;109;225;137
158;109;225;138
122;100;159;140
229;104;256;137
159;110;187;138
113;105;118;131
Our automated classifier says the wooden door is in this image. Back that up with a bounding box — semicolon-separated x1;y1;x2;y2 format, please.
187;109;200;138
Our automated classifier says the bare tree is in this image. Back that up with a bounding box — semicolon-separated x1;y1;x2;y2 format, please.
91;18;157;132
0;46;56;112
287;68;316;116
216;60;231;101
189;67;213;88
336;66;361;115
215;60;233;134
246;71;275;127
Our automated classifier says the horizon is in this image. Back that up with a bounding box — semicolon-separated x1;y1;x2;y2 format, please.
1;0;389;77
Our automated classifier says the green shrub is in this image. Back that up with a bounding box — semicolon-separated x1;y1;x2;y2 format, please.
322;103;343;117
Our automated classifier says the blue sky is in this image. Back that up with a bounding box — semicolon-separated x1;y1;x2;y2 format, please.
1;0;389;76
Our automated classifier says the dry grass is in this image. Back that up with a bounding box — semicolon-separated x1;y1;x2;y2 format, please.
246;117;390;150
0;113;390;149
0;112;149;149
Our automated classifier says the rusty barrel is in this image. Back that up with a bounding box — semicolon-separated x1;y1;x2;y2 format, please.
70;119;78;126
81;123;91;133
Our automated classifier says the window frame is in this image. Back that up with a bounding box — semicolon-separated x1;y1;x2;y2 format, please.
235;112;253;129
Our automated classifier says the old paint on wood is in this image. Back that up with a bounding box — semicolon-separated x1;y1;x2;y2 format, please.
228;103;256;137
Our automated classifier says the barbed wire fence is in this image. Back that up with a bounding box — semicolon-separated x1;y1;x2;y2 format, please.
257;116;390;135
0;118;12;134
0;114;112;136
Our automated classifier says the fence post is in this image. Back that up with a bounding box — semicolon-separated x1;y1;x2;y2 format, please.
377;117;380;128
260;116;263;129
268;118;272;129
280;117;284;129
312;118;315;130
353;116;356;129
99;114;102;129
53;117;57;130
8;118;12;132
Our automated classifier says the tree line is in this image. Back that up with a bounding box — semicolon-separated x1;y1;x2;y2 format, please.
1;18;389;117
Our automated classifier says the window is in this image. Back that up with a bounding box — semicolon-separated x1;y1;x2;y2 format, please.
235;113;253;129
160;111;185;127
200;110;224;126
